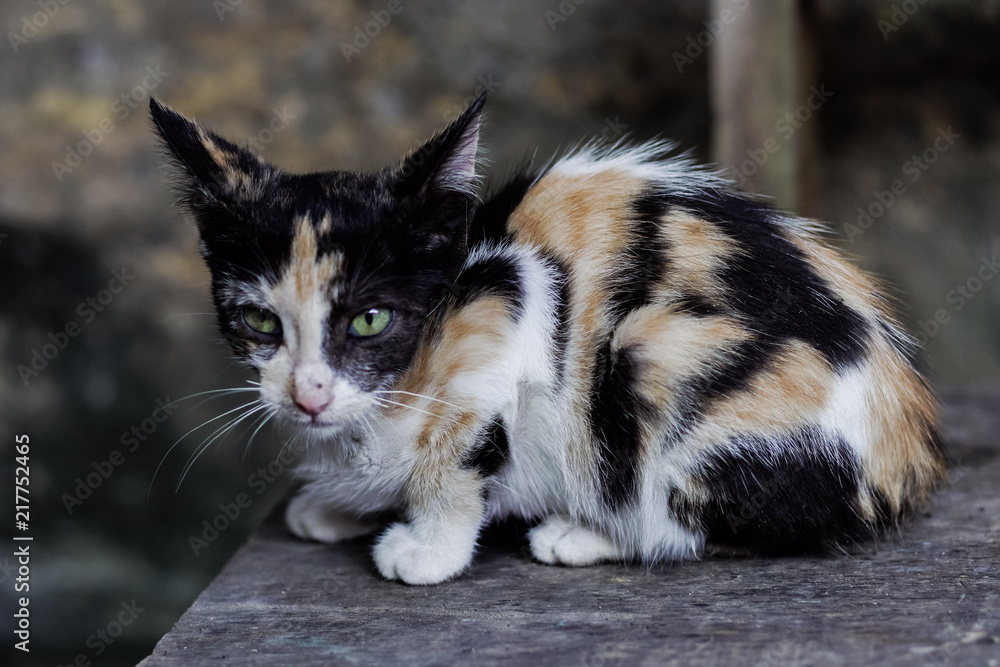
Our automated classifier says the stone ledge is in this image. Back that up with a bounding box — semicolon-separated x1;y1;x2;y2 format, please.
140;389;1000;665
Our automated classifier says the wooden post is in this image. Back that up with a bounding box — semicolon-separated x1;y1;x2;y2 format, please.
710;0;815;214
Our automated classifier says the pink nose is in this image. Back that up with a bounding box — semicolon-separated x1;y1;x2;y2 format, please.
293;364;333;418
293;392;330;417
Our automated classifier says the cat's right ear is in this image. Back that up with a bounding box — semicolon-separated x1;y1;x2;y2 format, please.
393;91;487;200
150;98;269;213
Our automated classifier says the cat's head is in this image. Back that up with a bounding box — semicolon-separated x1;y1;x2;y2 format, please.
150;94;486;434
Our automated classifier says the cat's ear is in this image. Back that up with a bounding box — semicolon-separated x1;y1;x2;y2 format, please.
149;98;271;212
394;91;487;199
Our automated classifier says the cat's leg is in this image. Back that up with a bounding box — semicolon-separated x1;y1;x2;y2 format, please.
285;491;379;543
373;465;485;585
372;289;528;584
528;515;627;566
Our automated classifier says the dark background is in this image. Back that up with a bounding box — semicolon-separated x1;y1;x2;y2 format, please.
0;1;998;664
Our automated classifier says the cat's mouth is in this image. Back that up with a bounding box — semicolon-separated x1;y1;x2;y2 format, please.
295;413;337;428
286;410;353;436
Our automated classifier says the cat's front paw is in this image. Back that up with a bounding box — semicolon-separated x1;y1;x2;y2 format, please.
285;493;377;544
528;515;624;566
373;522;473;585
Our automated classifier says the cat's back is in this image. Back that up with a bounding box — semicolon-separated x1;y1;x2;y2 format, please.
489;144;945;552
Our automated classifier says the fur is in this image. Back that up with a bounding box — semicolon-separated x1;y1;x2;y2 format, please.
151;93;945;585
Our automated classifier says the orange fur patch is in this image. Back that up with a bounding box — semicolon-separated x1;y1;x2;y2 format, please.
620;308;835;462
658;210;740;302
393;297;515;453
615;305;750;408
509;167;653;478
790;234;944;515
862;337;945;515
289;215;344;301
791;234;881;323
708;341;832;435
198;129;244;190
508;168;640;263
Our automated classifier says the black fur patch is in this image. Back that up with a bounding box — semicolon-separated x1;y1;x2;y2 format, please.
669;428;878;554
674;293;719;317
471;173;536;245
664;190;870;370
544;255;572;389
606;191;671;324
589;189;671;510
463;418;510;478
662;336;779;448
589;342;655;511
454;253;525;320
152;97;476;384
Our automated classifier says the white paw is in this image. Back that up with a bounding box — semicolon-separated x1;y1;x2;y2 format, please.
285;494;377;544
528;515;623;566
373;522;473;585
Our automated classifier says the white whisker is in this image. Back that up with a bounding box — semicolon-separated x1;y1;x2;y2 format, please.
164;386;261;411
276;429;305;465
147;398;262;504
176;402;270;491
375;389;462;410
242;407;277;466
372;396;457;422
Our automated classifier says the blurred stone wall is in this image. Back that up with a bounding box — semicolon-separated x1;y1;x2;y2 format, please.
0;0;997;664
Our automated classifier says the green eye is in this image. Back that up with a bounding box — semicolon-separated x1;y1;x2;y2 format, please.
242;306;281;335
349;307;393;337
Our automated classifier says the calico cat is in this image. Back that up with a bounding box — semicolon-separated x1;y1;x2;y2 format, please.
151;93;945;585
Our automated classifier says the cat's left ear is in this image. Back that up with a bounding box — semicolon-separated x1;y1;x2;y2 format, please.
149;98;272;214
394;91;487;199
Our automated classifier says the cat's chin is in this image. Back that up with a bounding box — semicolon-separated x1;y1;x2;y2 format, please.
283;415;354;440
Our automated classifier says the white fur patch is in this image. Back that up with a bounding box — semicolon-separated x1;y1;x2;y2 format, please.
374;521;478;585
285;493;379;543
528;515;624;566
254;214;364;427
